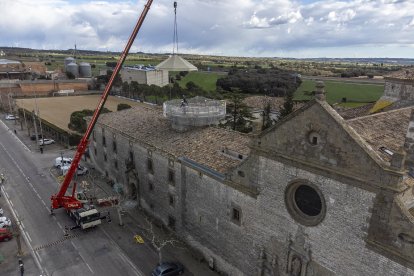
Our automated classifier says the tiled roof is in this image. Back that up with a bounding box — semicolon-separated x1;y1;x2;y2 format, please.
384;68;414;80
347;107;412;162
337;103;375;120
243;96;304;111
97;105;251;174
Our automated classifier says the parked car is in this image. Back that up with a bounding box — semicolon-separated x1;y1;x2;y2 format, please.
61;165;88;176
151;262;184;276
54;157;72;168
5;114;18;120
30;134;43;141
38;138;55;146
0;217;11;228
0;228;12;241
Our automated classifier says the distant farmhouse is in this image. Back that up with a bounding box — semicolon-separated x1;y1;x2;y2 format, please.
88;68;414;276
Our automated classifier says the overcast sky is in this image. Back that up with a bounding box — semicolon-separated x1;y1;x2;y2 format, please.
1;0;414;58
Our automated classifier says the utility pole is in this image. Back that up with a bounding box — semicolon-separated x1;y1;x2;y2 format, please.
32;110;39;149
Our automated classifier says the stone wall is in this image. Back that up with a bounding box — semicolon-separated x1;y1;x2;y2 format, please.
383;79;414;102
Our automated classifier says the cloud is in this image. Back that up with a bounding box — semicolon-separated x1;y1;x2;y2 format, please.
0;0;413;57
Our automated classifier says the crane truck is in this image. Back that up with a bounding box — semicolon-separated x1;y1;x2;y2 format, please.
50;0;154;230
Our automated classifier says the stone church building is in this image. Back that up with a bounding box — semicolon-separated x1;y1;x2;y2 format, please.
88;72;414;275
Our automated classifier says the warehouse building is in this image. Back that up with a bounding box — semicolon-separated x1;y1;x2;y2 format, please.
120;65;169;87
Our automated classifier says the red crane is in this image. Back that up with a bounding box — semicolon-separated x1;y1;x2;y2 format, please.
51;0;154;228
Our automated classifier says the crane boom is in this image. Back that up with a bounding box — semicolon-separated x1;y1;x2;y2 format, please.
51;0;154;211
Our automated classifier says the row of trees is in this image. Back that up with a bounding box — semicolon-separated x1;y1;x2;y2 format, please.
216;67;301;97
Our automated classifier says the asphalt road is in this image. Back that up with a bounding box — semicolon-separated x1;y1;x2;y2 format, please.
0;119;145;276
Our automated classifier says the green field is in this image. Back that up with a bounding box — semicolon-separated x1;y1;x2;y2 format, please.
177;71;226;92
295;79;384;104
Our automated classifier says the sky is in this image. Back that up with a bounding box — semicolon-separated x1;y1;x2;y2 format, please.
1;0;414;58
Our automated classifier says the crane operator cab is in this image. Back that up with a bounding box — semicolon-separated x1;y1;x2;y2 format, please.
68;203;101;229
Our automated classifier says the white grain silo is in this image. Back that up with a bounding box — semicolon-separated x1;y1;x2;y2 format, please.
79;62;92;78
64;57;76;72
66;62;79;78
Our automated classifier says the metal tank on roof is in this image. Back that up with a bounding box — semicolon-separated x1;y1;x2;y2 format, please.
66;62;79;78
79;62;92;78
163;96;226;131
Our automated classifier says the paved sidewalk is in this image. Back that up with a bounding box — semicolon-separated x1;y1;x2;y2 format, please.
84;167;217;276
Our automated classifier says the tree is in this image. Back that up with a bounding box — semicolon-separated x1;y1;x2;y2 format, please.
262;101;274;130
221;93;254;133
117;103;131;111
68;108;111;133
142;217;184;264
279;90;294;118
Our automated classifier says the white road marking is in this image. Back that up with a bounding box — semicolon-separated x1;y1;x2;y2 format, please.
20;222;25;230
2;185;46;276
100;227;144;276
57;222;63;229
9;200;13;207
35;251;43;262
71;241;94;274
0;120;30;152
0;142;50;214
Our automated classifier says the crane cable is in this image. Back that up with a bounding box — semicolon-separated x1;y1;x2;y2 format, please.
173;1;179;55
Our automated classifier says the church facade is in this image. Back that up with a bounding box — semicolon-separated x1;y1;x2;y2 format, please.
88;80;414;275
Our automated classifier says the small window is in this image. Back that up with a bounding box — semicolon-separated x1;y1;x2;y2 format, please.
168;169;175;185
114;160;118;170
147;158;154;174
238;154;243;159
232;207;241;224
105;171;109;177
237;171;245;177
312;136;318;145
104;153;107;162
150;203;154;210
113;141;117;153
169;194;175;206
94;148;97;156
168;216;176;230
102;135;106;147
129;151;134;163
148;181;154;191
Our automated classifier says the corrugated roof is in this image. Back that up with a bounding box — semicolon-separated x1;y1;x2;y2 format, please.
0;59;21;65
97;105;250;173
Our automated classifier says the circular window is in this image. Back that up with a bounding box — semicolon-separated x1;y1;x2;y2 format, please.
285;181;326;226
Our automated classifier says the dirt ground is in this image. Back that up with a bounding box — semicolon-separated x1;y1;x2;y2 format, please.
16;95;143;132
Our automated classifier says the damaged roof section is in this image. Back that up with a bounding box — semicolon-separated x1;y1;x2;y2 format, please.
97;105;251;174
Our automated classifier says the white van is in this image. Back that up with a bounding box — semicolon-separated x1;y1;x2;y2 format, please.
61;165;88;176
54;157;72;168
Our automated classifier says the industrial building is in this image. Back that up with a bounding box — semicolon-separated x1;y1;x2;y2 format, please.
88;69;414;276
0;59;31;80
120;65;169;87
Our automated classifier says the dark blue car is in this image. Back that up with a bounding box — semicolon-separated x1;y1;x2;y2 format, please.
151;262;184;276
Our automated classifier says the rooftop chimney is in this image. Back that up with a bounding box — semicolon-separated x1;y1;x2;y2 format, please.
315;81;326;101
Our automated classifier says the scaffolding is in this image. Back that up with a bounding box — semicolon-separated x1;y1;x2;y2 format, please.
163;96;226;131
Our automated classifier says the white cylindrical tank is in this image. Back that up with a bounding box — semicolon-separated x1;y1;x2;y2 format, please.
66;62;79;78
64;57;76;71
79;62;92;78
